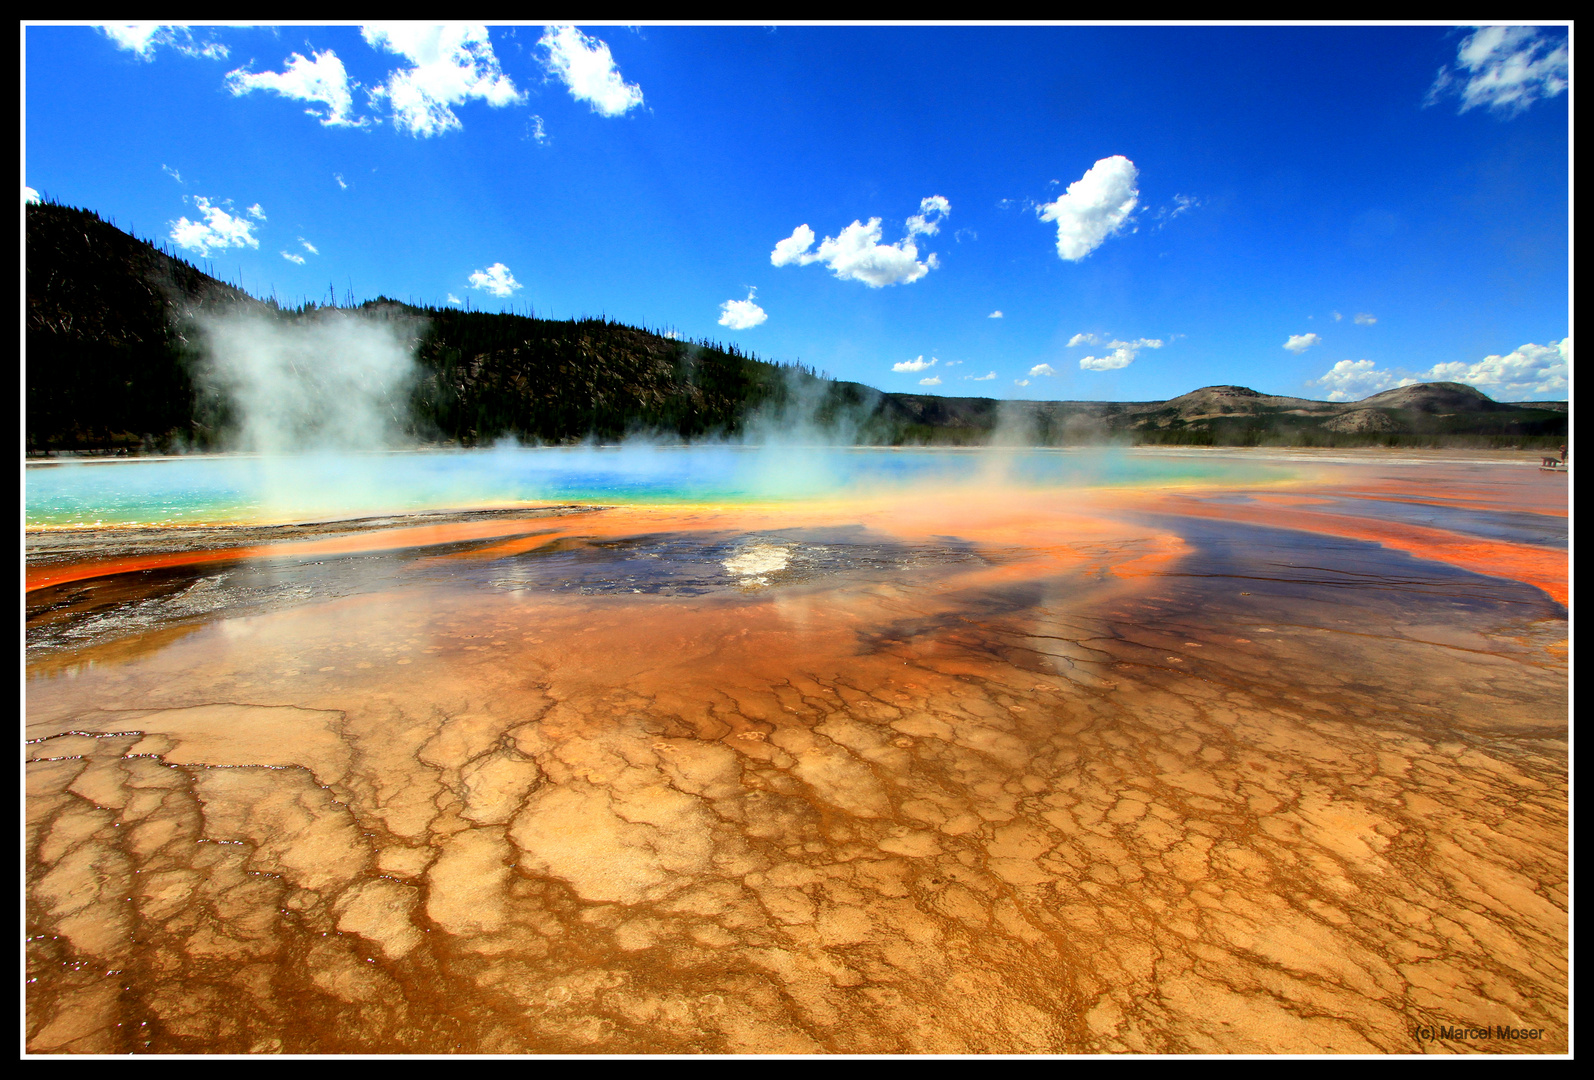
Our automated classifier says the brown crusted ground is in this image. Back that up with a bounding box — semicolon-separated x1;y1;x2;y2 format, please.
25;457;1568;1055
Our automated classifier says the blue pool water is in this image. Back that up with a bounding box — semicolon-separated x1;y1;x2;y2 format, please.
24;446;1295;528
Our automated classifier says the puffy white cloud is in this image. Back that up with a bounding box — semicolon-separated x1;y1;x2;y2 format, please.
1029;363;1056;377
168;196;261;256
537;25;643;117
335;173;348;190
99;25;229;61
919;376;942;386
526;115;548;144
1013;379;1030;387
280;251;305;264
1076;337;1163;371
247;204;266;221
718;288;768;330
988;310;1003;319
1354;312;1377;325
99;24;163;55
1037;155;1139;261
1284;332;1322;353
1309;339;1569;402
814;218;933;287
468;262;522;297
905;195;950;237
447;293;463;305
771;224;817;267
966;371;997;381
1308;359;1414;402
363;25;525;137
299;238;318;255
1423;338;1569;399
771;217;936;288
228;50;365;128
1079;350;1134;371
1427;26;1568;116
1332;311;1343;321
892;356;935;373
24;186;40;204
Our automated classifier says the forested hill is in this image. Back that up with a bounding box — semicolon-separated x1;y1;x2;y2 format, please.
24;200;876;452
26;201;1567;453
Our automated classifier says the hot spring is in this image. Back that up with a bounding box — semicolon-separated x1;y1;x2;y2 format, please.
25;444;1568;1054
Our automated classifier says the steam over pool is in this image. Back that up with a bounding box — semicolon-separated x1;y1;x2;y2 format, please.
25;444;1298;528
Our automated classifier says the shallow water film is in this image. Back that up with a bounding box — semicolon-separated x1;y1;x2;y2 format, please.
25;449;1569;1055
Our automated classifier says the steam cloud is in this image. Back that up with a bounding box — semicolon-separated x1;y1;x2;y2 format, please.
197;308;422;455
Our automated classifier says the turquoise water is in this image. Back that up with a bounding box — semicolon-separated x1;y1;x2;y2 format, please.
24;446;1293;527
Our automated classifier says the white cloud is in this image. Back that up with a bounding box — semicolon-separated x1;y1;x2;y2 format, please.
1076;337;1163;371
1423;338;1569;399
1308;340;1569;402
468;262;522;298
1354;312;1377;325
447;293;463;305
771;224;817;267
1037;155;1140;261
919;376;942;386
299;238;318;255
718;288;768;330
363;25;525;137
892;356;936;373
162;164;183;184
1427;26;1568;116
988;310;1003;319
966;371;996;381
1029;363;1056;377
247;204;266;221
280;251;306;264
905;195;950;237
168;196;261;256
1284;332;1322;353
1332;311;1343;321
1079;351;1133;371
1153;194;1199;229
526;115;548;144
1308;359;1415;402
25;186;40;204
99;24;163;56
1014;379;1030;387
770;216;937;288
227;50;365;128
537;25;644;117
335;173;348;190
99;25;229;61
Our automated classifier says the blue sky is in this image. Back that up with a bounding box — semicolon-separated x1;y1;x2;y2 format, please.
24;23;1570;402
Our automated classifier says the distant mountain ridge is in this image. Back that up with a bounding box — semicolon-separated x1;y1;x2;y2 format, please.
25;201;1567;453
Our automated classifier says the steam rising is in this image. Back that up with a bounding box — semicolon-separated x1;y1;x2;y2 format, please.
72;301;1195;527
198;308;421;454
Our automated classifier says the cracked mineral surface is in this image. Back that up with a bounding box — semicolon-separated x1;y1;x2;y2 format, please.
25;452;1568;1054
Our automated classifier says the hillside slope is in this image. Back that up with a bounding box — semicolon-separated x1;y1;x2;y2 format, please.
25;202;1567;452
